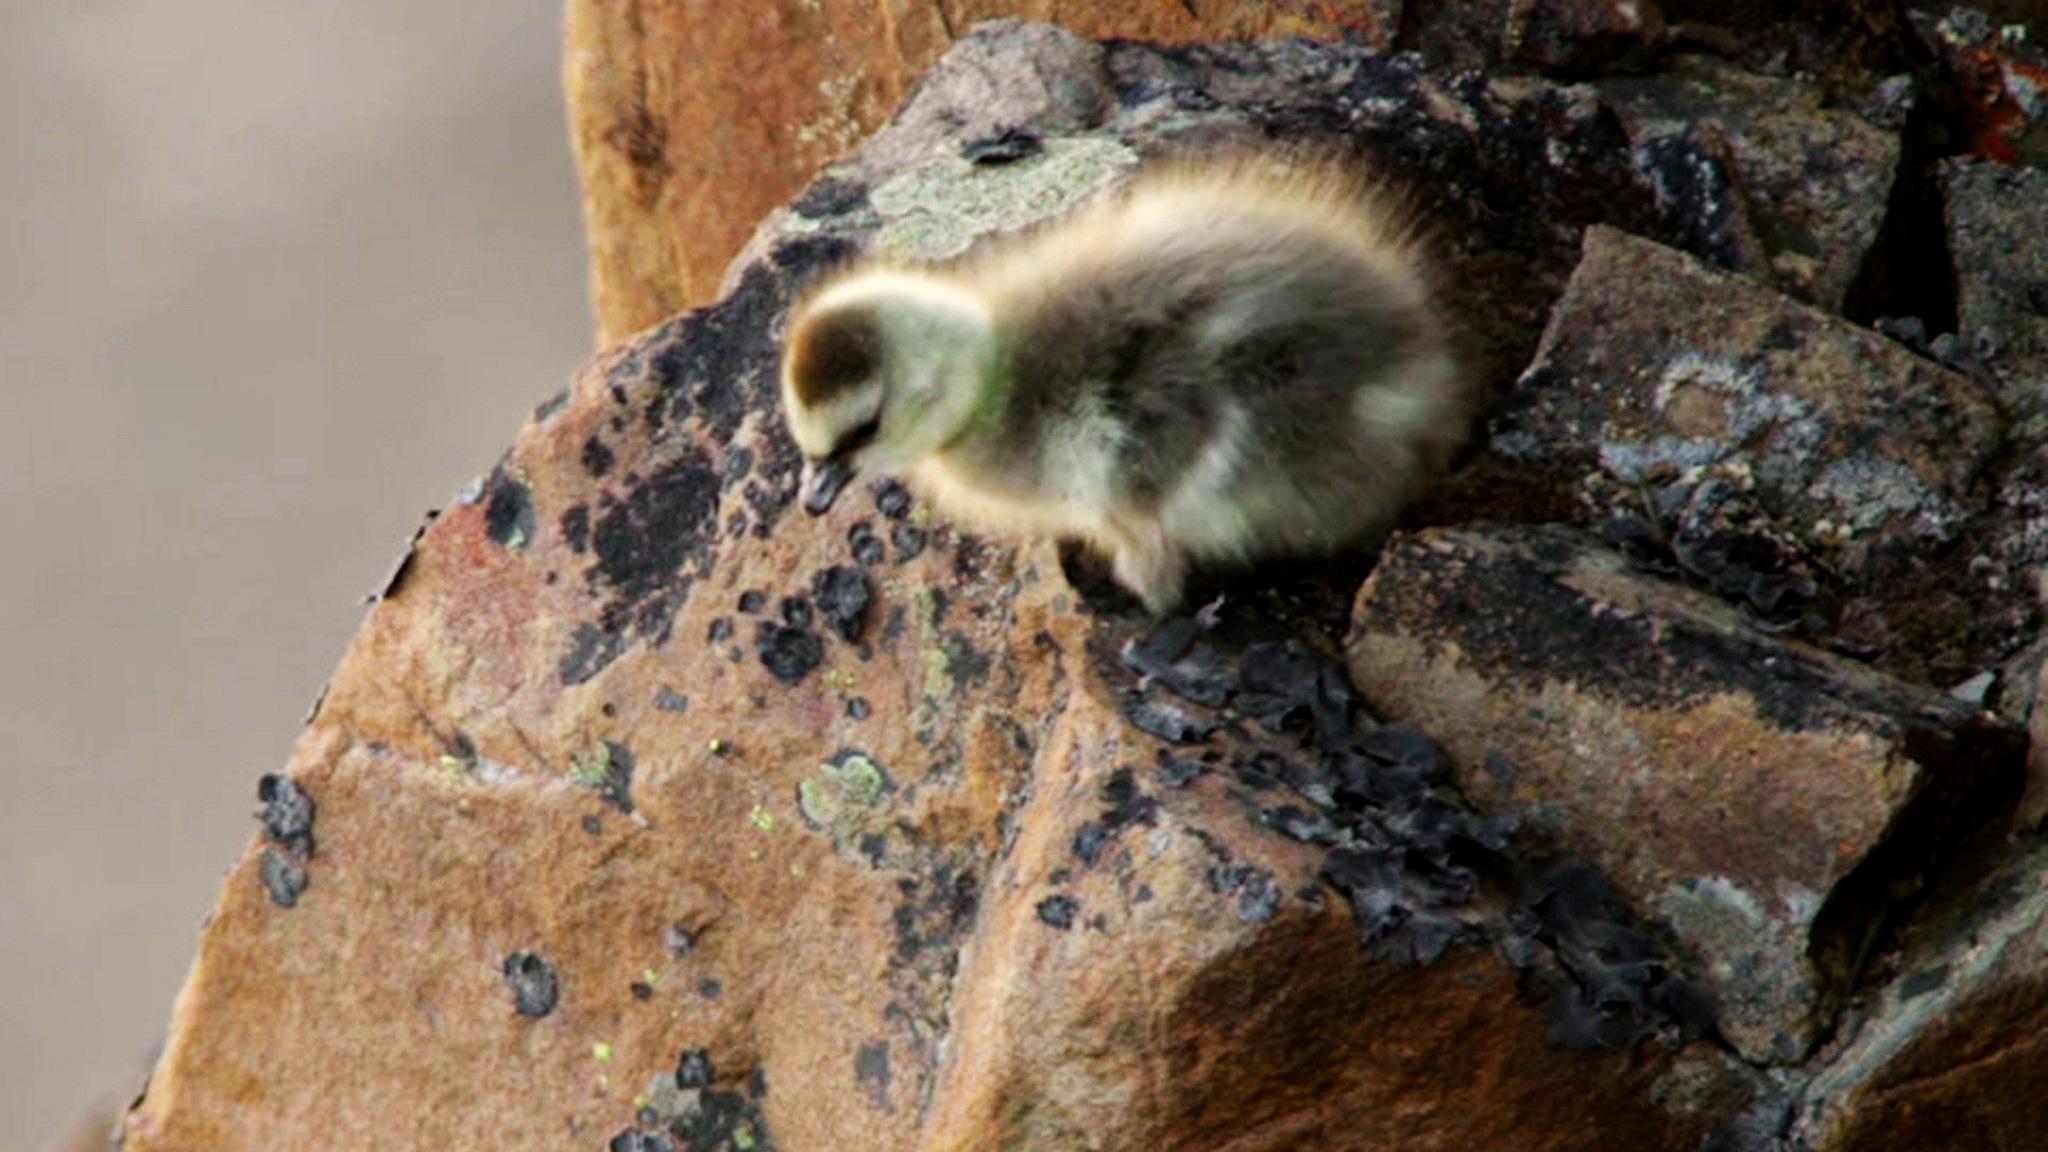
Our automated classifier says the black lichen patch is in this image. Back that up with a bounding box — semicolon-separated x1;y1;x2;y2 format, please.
891;861;980;968
699;979;722;1000
778;596;812;628
561;623;627;686
1109;601;1713;1050
610;1129;675;1152
871;479;913;521
1360;526;1983;737
484;471;536;550
583;435;617;478
1122;617;1232;706
502;951;560;1018
1210;863;1281;924
1036;895;1079;929
590;449;721;609
792;174;869;218
848;521;886;567
812;566;871;642
657;687;690;713
755;621;823;684
962;126;1044;165
854;1041;892;1111
938;633;991;689
258;850;308;908
257;773;316;860
738;591;766;615
1517;866;1717;1052
666;1088;774;1152
890;524;927;562
1072;822;1110;867
676;1047;716;1089
598;740;637;814
846;697;872;721
561;504;591;553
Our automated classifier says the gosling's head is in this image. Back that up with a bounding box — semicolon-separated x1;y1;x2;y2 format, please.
781;270;998;514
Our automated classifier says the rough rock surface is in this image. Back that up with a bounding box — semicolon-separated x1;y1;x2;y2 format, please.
1796;839;2048;1150
1496;225;2006;676
121;13;2048;1152
563;0;1404;345
1596;54;1901;310
1506;0;1668;77
1946;158;2048;438
1348;525;2027;1064
118;24;1797;1152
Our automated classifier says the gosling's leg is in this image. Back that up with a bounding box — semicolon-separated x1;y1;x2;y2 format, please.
1108;515;1185;616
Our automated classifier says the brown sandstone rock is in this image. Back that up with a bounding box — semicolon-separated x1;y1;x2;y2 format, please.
121;25;1764;1152
1347;524;2028;1064
1596;55;1901;310
1501;226;1999;548
563;1;1404;346
1796;838;2048;1151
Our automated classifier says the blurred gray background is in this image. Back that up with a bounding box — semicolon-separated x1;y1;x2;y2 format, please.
1;3;592;1145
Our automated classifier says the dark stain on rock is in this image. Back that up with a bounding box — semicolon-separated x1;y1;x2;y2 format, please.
656;686;690;713
755;621;823;684
561;504;591;553
258;850;308;908
793;175;869;218
699;978;722;1000
849;521;886;567
962;126;1044;165
1359;527;1998;737
940;633;990;688
707;617;734;644
590;449;721;609
890;524;927;561
846;697;871;721
813;565;871;642
599;740;636;814
1036;894;1079;929
502;951;560;1018
561;622;626;686
257;773;316;860
855;1041;893;1111
666;1087;774;1152
676;1047;717;1089
582;435;616;478
609;1128;675;1152
871;479;913;520
484;471;536;550
1072;822;1110;867
583;815;603;836
891;862;980;966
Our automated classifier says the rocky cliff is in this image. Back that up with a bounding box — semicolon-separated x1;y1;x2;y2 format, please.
115;6;2048;1151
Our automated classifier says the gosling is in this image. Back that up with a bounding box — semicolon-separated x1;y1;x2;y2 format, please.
779;152;1471;614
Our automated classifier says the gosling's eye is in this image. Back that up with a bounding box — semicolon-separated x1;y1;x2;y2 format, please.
832;413;882;460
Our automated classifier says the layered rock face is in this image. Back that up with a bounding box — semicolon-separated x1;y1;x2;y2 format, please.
119;8;2048;1152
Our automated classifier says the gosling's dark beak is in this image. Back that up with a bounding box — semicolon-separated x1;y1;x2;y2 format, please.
800;457;856;515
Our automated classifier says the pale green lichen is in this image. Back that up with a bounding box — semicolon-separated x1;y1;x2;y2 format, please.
569;744;612;790
797;753;897;861
748;804;777;833
870;136;1138;261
